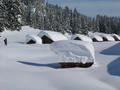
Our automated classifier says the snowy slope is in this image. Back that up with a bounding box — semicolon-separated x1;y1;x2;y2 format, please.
0;27;120;90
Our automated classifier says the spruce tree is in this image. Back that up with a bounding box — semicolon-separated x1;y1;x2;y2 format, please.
0;0;22;31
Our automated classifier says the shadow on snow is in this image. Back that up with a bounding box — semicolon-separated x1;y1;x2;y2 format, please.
107;57;120;76
17;61;61;69
101;42;120;55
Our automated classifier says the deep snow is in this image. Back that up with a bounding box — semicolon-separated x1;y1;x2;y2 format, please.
51;40;95;63
0;26;120;90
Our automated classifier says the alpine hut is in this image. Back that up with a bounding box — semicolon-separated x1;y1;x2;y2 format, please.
26;35;42;44
38;31;68;44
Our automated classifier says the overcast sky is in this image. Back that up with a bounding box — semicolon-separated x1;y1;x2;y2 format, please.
48;0;120;17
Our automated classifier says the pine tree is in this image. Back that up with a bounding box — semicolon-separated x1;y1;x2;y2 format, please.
0;0;22;31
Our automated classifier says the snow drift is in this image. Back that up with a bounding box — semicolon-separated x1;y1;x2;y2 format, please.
51;40;95;64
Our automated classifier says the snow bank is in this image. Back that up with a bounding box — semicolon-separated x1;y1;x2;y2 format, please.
25;35;42;44
51;40;95;64
71;34;93;43
38;31;68;42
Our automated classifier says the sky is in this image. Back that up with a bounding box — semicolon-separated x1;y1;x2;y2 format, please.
48;0;120;17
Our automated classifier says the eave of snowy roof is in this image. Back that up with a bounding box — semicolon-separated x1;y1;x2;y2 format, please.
38;31;68;41
71;34;93;43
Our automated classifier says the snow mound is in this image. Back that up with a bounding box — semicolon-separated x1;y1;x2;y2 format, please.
38;30;68;42
51;40;95;64
25;35;42;44
71;34;93;43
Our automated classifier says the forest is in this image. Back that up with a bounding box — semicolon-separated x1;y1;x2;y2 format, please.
0;0;120;35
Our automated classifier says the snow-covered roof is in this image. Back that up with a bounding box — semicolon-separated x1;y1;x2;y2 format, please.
100;34;115;41
26;35;42;44
51;40;95;64
88;32;103;42
90;35;103;42
111;34;120;41
94;32;115;41
71;34;93;43
38;31;68;41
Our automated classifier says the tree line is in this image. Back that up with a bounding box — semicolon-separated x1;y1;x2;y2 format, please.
0;0;120;35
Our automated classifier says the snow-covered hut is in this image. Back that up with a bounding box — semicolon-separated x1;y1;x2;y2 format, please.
100;34;115;41
111;34;120;41
94;32;115;41
90;35;103;42
71;34;93;43
26;35;42;44
51;40;96;67
38;31;68;44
